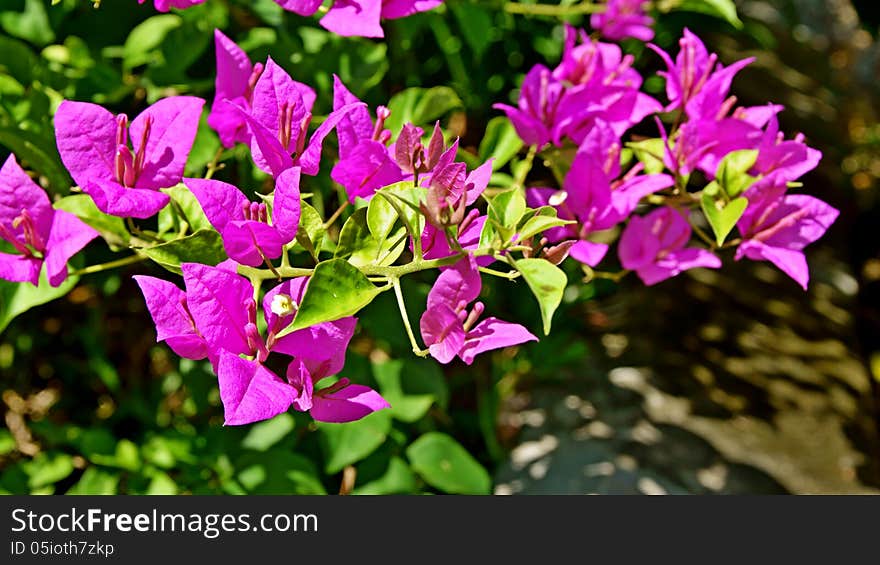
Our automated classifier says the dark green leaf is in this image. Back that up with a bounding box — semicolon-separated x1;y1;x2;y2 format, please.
319;410;392;474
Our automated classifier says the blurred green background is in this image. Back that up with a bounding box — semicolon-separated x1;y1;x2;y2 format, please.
1;0;879;494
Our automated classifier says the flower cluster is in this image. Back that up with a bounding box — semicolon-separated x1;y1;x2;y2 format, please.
504;25;837;289
0;11;840;430
140;0;443;38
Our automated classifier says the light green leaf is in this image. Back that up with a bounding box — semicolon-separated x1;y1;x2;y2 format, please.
488;188;527;237
278;258;383;337
68;467;119;495
122;15;182;70
54;194;130;250
0;270;79;334
515;258;567;335
672;0;742;28
335;208;380;268
515;209;574;244
479;117;524;171
25;453;74;490
701;192;748;246
296;201;325;261
138;229;227;275
717;149;759;196
319;410;392;474
159;184;213;234
407;432;491;494
627;138;667;175
241;413;295;452
145;471;178;495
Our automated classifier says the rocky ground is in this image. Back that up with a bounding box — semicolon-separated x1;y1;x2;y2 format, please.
495;251;880;494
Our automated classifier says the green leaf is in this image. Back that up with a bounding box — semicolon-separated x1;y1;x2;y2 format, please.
0;127;71;195
716;149;758;196
236;451;326;494
479;117;524;171
406;432;491;494
278;258;383;337
335;208;380;267
515;258;567;335
54;194;130;250
122;15;183;70
370;182;427;243
68;467;119;495
385;86;463;133
319;410;392;474
296;201;326;260
701;192;748;246
627;138;667;175
352;457;418;495
488;188;527;239
90;439;140;472
0;270;79;334
0;0;54;47
515;208;573;244
0;35;40;84
25;453;74;490
672;0;743;28
241;413;295;452
138;229;227;275
373;359;441;423
145;471;178;495
158;183;213;236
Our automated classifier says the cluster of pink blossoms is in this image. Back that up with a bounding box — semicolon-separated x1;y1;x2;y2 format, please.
0;9;839;428
139;0;443;38
503;24;838;289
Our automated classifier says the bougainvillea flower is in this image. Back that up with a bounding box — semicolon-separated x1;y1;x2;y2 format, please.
330;75;403;201
493;64;566;149
132;275;210;360
744;114;822;199
136;263;385;425
657;117;763;178
55;96;204;218
735;194;838;289
591;0;654;42
230;58;362;177
185;167;301;267
0;154;98;287
275;0;443;39
419;256;537;364
208;30;265;148
139;0;206;11
529;121;673;266
618;206;721;285
649;28;753;120
549;26;662;142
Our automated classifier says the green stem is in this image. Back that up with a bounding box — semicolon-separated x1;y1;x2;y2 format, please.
504;1;604;17
204;147;225;180
513;145;537;191
392;277;428;357
479;266;521;280
70;254;147;277
237;248;496;282
323;201;350;229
